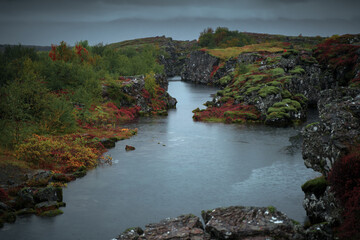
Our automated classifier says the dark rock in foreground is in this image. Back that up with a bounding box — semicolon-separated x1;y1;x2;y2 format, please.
202;206;303;240
117;214;209;240
116;206;305;240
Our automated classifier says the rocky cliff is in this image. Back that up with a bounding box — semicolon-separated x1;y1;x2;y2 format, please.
301;87;360;238
158;39;197;77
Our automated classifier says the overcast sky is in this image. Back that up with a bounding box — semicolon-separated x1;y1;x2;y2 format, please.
0;0;359;45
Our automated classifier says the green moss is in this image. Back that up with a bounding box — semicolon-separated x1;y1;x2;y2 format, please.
268;68;285;77
233;119;246;124
267;81;282;87
219;96;231;103
291;219;300;225
266;56;282;64
258;86;281;97
273;99;301;110
293;93;308;106
281;90;292;99
248;74;267;82
268;106;296;113
289;66;305;75
219;75;232;86
245;86;260;95
301;176;328;197
267;206;277;214
39;209;63;217
266;111;290;120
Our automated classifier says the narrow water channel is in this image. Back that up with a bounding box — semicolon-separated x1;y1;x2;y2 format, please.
1;78;318;240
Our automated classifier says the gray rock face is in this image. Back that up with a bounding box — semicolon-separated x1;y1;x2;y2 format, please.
159;39;197;77
302;187;341;225
302;88;360;175
284;64;324;106
181;51;220;84
117;214;209;240
202;206;304;240
301;87;360;237
304;222;335;240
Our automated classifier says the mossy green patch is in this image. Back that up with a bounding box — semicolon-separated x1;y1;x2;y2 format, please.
266;111;290;120
267;206;277;214
219;75;232;86
245;86;261;95
258;86;281;97
281;90;292;99
301;176;328;197
268;68;285;77
289;66;305;75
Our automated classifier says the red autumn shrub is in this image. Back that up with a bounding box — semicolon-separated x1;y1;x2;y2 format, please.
328;145;360;240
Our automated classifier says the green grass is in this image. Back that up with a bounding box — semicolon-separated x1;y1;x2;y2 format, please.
206;42;287;60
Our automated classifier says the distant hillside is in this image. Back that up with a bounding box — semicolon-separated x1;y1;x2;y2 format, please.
107;36;197;50
0;44;51;52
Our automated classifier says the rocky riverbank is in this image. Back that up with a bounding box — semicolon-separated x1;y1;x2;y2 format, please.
112;34;360;239
116;206;306;240
0;73;177;228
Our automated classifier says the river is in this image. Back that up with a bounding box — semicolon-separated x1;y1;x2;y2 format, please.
0;78;318;240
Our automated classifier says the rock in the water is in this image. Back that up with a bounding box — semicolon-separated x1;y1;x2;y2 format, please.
117;214;209;240
202;206;304;240
125;145;135;151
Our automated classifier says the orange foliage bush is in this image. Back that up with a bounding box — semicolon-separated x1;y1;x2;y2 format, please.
15;134;101;172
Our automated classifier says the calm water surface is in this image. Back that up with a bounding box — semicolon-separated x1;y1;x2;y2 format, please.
1;79;318;240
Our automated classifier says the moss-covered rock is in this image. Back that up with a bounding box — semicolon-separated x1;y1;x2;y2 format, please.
301;176;328;198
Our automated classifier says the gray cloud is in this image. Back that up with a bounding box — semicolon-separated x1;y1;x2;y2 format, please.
0;0;359;45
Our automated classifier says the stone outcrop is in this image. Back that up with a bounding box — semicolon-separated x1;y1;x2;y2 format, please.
181;51;220;84
301;87;360;238
102;74;177;113
159;40;197;77
302;88;360;175
116;206;305;240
